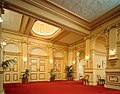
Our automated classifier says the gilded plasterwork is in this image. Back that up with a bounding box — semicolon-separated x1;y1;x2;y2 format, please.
106;72;120;86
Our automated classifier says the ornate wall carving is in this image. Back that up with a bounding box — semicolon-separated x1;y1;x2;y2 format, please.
106;72;120;86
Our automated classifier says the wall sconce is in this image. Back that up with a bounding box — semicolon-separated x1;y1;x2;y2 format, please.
23;57;27;63
109;49;117;59
85;55;90;67
73;60;75;64
109;49;116;55
50;59;53;64
85;55;89;61
50;59;53;69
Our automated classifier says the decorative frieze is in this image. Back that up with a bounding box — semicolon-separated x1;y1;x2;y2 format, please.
106;21;120;31
88;21;120;41
106;72;120;86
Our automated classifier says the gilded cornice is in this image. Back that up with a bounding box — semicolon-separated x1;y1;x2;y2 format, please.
1;37;22;52
108;21;120;30
3;51;20;56
90;4;120;28
3;0;120;46
86;20;120;41
5;0;120;31
2;29;54;45
90;49;106;55
54;57;63;60
21;38;29;44
22;0;90;30
29;54;48;59
4;0;90;35
105;68;120;71
69;38;85;47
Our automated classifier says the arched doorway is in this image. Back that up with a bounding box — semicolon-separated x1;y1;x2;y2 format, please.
3;43;20;83
94;36;107;85
29;47;49;82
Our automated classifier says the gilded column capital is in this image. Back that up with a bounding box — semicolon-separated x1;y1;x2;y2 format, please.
84;34;96;41
106;21;120;31
21;40;29;44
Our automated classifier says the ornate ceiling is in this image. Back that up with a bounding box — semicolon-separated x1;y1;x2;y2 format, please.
1;0;120;46
48;0;120;22
32;21;59;36
2;9;22;31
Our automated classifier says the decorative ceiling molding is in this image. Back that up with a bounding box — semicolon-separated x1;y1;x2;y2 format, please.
48;0;120;22
3;0;120;46
90;5;120;30
32;21;59;36
24;18;36;35
19;15;29;34
51;30;69;42
4;0;90;34
2;8;22;32
30;0;90;27
31;28;63;39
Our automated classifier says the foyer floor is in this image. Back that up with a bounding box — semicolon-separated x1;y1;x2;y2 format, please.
3;80;120;94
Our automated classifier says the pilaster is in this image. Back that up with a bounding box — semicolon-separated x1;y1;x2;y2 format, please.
105;22;120;90
21;37;28;71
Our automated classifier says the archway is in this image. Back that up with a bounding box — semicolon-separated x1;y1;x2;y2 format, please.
94;36;107;85
29;47;49;82
3;43;20;83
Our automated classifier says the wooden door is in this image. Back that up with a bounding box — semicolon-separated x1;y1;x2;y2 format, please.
29;58;48;82
38;59;46;80
4;55;19;83
29;58;38;82
54;59;62;80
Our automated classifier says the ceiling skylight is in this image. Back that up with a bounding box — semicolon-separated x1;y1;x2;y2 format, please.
32;21;59;36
